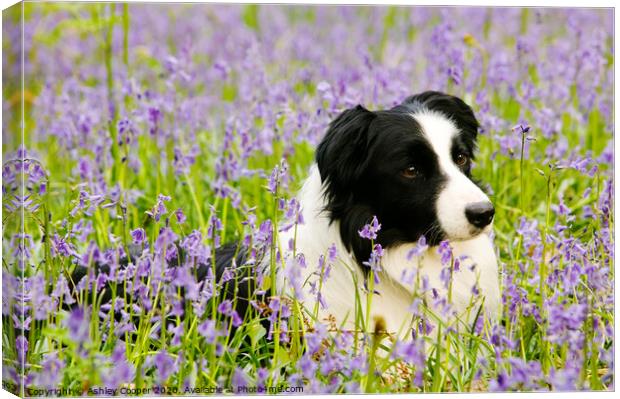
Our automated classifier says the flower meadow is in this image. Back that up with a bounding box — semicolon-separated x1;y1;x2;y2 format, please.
1;2;614;395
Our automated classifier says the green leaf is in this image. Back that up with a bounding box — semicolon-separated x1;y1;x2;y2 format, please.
242;4;260;31
222;84;237;102
276;345;291;368
248;320;266;350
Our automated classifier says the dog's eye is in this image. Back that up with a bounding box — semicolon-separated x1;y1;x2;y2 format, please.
401;165;419;179
455;154;469;167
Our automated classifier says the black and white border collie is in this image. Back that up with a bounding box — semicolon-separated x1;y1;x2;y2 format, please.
274;91;500;338
67;92;499;343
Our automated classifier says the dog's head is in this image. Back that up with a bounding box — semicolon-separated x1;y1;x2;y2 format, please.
316;91;494;267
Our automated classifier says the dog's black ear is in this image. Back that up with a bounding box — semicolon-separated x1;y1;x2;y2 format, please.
316;105;376;191
316;105;377;269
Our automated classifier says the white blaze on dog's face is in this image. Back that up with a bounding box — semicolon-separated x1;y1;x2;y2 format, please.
413;111;494;240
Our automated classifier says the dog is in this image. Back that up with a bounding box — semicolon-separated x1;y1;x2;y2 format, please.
271;91;500;340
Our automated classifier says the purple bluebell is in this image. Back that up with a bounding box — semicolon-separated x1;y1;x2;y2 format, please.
358;216;381;240
131;228;146;245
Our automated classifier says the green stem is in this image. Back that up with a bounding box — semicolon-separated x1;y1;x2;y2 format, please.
100;4;120;184
519;131;526;214
183;171;206;231
540;171;553;374
122;3;129;68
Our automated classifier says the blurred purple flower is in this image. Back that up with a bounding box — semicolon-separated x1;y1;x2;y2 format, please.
103;344;135;388
232;367;249;388
438;240;453;265
50;234;77;258
267;159;289;194
16;335;28;364
197;319;225;344
358;216;381;240
34;352;65;389
66;307;89;344
131;228;146;245
152;351;176;383
175;208;186;224
407;236;428;260
218;300;233;316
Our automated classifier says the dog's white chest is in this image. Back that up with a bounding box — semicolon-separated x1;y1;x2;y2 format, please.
380;234;501;334
274;167;500;338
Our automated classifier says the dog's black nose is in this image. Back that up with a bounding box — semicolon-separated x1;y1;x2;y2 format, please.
465;202;495;228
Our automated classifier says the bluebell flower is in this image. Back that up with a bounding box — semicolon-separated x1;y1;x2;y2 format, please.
407;236;428;260
358;216;381;240
151;351;176;383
